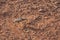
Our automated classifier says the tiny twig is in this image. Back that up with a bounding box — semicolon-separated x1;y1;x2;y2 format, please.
13;17;26;23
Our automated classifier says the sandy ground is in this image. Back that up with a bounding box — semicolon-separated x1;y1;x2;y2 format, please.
0;0;60;40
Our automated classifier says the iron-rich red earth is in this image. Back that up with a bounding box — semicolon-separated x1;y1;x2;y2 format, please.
0;0;60;40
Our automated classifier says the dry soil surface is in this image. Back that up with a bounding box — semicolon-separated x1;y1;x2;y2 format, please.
0;0;60;40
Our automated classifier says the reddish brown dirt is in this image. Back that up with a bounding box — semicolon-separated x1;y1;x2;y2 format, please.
0;0;60;40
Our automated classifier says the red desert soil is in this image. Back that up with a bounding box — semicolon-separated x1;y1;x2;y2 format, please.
0;0;60;40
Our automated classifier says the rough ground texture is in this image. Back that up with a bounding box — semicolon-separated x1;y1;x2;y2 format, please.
0;0;60;40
